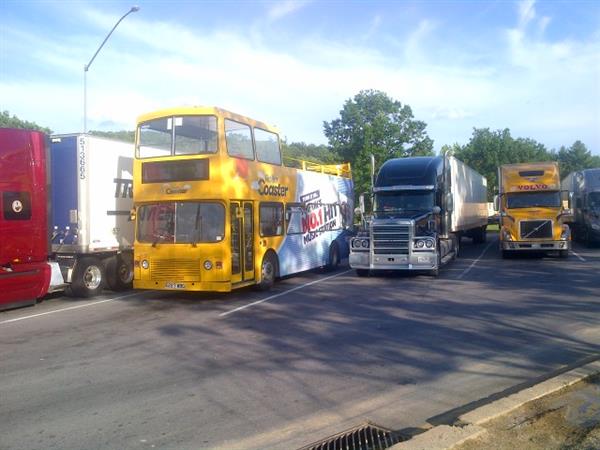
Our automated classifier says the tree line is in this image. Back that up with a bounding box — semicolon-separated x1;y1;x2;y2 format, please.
2;91;598;201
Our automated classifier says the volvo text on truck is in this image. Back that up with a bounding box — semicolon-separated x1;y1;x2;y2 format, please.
497;161;572;258
349;156;488;276
0;129;134;310
561;168;600;245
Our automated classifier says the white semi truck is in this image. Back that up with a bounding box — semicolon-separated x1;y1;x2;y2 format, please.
350;156;488;276
49;134;134;297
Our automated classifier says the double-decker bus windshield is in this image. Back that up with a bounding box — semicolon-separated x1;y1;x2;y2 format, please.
137;202;225;244
374;191;434;218
137;115;218;158
506;192;561;209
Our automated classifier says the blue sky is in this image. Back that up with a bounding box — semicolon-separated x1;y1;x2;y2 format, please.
1;0;599;154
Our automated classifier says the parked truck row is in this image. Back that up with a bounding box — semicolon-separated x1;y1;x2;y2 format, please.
1;126;598;310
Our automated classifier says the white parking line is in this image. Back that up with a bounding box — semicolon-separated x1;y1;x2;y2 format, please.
220;270;352;317
0;291;147;325
456;240;496;280
570;249;586;262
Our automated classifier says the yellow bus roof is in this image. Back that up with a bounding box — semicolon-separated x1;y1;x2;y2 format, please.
136;106;280;134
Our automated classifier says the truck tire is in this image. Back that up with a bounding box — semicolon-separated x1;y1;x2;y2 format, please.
68;256;105;298
325;242;340;272
106;254;133;291
356;269;370;277
473;226;487;244
256;252;277;291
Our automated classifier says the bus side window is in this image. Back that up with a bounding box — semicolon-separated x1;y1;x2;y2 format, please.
260;202;283;237
254;128;281;165
285;203;304;234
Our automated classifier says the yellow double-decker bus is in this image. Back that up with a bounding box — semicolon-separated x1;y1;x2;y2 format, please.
132;107;353;292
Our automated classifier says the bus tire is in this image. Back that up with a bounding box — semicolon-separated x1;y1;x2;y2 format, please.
325;242;340;271
68;256;105;298
106;254;133;291
356;269;370;277
257;252;277;291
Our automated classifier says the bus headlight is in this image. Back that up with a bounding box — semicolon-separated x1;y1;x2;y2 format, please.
141;260;149;270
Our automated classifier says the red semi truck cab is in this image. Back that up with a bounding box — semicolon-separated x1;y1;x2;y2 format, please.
0;128;52;309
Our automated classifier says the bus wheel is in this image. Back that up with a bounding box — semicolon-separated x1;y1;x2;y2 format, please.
325;242;340;271
106;254;133;291
356;269;370;277
257;253;277;291
68;256;105;298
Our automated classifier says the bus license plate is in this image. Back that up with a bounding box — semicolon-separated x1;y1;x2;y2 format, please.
165;282;186;289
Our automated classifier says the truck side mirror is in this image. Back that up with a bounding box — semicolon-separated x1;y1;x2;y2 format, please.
359;193;366;214
129;209;136;222
493;195;499;211
432;206;441;215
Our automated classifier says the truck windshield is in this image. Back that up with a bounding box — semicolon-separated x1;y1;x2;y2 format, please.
137;202;225;244
374;191;434;217
506;192;561;209
588;192;600;209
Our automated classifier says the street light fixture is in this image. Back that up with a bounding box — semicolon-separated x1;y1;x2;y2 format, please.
83;5;140;133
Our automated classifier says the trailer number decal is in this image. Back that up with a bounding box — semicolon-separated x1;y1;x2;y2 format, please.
78;137;86;180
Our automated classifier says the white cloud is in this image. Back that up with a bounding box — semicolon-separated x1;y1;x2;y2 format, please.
267;0;311;21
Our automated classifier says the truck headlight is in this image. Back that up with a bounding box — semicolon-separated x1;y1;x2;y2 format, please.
361;239;370;248
141;259;149;270
502;229;513;241
425;239;434;248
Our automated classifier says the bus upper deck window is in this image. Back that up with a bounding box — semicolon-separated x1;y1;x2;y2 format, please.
255;128;281;165
174;116;217;155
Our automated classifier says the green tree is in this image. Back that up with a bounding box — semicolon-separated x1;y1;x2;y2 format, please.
555;141;600;176
0;110;52;134
323;90;434;196
89;130;136;142
282;141;339;168
454;128;553;200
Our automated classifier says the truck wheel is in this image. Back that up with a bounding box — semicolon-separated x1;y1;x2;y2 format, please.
256;252;277;291
473;226;487;244
106;255;133;291
501;250;512;259
68;256;105;298
356;269;370;277
325;242;340;272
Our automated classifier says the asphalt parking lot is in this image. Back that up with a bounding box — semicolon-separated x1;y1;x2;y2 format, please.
1;233;599;450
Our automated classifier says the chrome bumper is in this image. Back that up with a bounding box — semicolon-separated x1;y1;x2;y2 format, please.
501;240;570;251
350;251;437;271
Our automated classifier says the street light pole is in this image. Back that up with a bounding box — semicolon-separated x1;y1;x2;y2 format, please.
83;5;140;133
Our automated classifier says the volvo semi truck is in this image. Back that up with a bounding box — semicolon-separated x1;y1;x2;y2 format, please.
561;168;600;245
0;129;134;310
349;156;488;276
498;161;571;258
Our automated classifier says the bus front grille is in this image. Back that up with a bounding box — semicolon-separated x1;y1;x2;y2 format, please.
372;224;410;255
151;259;201;281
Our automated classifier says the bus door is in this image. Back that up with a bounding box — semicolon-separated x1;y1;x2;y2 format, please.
230;201;255;283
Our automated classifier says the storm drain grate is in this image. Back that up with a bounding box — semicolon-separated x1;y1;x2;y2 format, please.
298;422;402;450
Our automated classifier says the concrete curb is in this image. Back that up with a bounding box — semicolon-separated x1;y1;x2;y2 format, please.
390;360;600;450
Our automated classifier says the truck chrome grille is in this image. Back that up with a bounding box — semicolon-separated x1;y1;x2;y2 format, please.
372;224;410;255
151;259;201;281
520;220;553;239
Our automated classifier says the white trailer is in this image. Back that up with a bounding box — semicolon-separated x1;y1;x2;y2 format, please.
49;134;134;297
